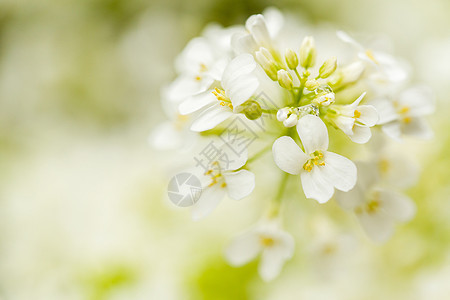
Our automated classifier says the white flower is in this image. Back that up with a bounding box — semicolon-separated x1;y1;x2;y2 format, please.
375;150;419;189
167;36;229;103
231;8;284;54
371;85;434;140
191;145;255;220
335;162;416;243
178;54;260;132
272;115;357;203
149;92;196;150
225;220;294;281
327;92;379;144
337;30;409;83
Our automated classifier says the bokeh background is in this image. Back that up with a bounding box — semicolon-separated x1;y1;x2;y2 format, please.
0;0;449;299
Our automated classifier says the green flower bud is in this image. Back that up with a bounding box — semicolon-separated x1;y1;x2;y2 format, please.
299;36;316;69
255;47;278;81
285;48;298;70
319;56;337;78
305;79;320;91
277;70;293;90
238;100;262;120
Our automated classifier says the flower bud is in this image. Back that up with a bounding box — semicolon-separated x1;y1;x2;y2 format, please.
283;114;298;127
285;48;298;70
255;48;278;81
277;70;293;90
319;56;337;78
315;92;335;106
299;36;316;69
305;79;320;91
236;100;263;120
277;108;290;122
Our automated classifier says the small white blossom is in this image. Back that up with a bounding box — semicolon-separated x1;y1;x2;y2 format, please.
335;162;416;243
231;8;284;54
337;30;409;83
371;85;435;140
326;92;379;144
225;220;294;281
191;145;255;220
178;54;260;132
272;115;357;203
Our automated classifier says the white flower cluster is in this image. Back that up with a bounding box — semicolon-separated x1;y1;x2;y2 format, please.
151;8;434;281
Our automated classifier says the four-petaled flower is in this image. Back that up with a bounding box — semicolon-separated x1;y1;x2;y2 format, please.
178;54;260;132
370;86;434;140
272;115;357;203
335;162;416;243
191;144;255;220
225;220;294;281
327;92;379;144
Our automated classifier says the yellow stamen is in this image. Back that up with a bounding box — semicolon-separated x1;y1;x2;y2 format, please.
354;110;361;119
379;159;390;174
399;106;410;114
365;49;378;64
260;236;275;247
303;150;325;172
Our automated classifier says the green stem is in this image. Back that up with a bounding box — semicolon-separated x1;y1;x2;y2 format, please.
246;144;272;165
261;109;277;114
268;172;290;218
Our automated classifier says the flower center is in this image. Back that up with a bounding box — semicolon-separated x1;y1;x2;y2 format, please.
354;110;361;119
378;158;390;174
355;191;381;215
204;161;226;188
260;236;275;247
303;150;325;172
212;88;233;109
195;63;208;81
398;106;411;124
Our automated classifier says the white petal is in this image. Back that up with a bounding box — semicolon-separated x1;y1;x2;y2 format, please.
225;230;261;266
357;211;394;243
322;152;357;192
357;105;379;127
218;145;248;171
258;247;287;282
227;76;259;107
382;121;402;140
222;54;257;91
297;115;329;154
262;7;284;38
223;170;255;200
378;154;419;189
272;136;308;175
245;14;271;48
333;115;355;136
349;124;372;144
379;190;416;222
336;30;363;50
190;104;234;132
178;90;216;115
301;167;335;203
402;117;433;139
370;99;398;124
149;121;184;150
175;37;214;73
335;187;364;211
231;31;258;55
348;92;366;109
166;75;213;103
398;85;435;116
191;184;226;221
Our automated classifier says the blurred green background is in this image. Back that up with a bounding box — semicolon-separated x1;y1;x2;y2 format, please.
0;0;449;299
